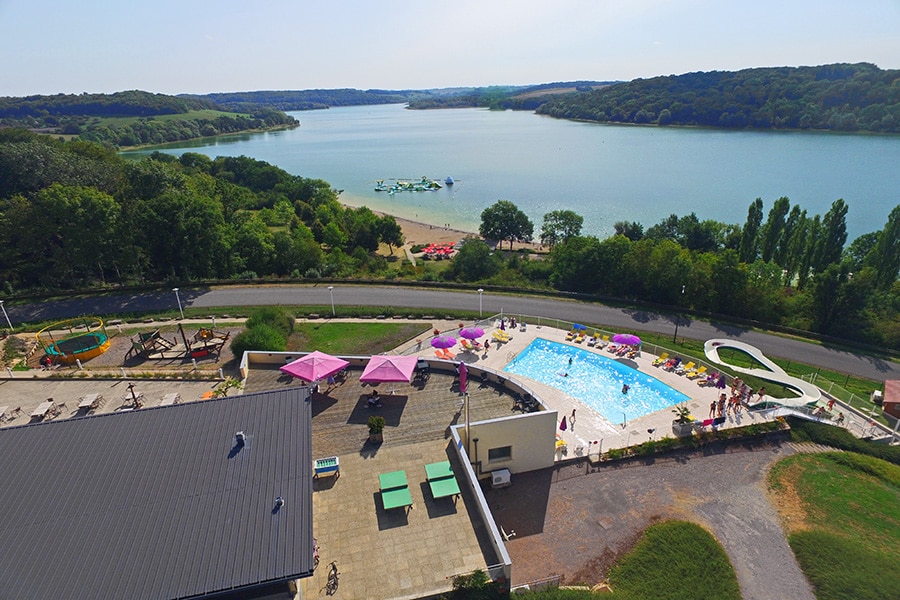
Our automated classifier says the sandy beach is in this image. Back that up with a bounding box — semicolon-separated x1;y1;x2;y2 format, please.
357;206;546;252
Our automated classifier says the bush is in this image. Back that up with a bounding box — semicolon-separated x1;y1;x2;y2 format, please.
245;306;295;338
230;324;286;356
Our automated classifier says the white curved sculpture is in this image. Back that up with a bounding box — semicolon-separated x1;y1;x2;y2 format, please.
704;339;821;408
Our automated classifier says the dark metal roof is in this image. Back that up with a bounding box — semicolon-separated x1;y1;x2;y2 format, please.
0;387;313;600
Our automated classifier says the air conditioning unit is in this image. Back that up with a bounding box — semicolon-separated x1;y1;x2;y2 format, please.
491;468;511;489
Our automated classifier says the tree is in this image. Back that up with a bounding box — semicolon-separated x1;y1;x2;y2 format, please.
812;199;848;272
377;215;404;255
446;238;500;282
479;200;534;250
867;204;900;290
539;209;583;249
759;196;790;263
613;221;644;241
739;198;763;263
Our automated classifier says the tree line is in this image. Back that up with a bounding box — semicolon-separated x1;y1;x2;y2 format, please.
460;197;900;350
0;130;402;293
1;129;896;349
537;63;900;133
0;90;299;147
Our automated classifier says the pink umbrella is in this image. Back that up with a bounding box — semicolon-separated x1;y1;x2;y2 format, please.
359;355;418;384
280;350;349;382
431;334;457;349
459;327;485;340
458;361;468;394
612;333;642;346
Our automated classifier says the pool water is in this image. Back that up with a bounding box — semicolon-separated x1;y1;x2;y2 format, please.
503;338;689;422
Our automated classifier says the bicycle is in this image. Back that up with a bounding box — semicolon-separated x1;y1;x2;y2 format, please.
325;561;339;595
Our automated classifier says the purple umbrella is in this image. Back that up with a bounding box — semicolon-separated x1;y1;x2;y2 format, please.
430;334;457;349
458;361;468;394
280;351;349;382
459;327;485;340
612;333;642;346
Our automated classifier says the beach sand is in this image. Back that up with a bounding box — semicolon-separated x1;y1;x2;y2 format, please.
359;207;545;252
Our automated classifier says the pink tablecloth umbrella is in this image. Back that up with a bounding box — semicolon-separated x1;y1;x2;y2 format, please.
280;351;350;382
612;333;642;346
359;355;418;384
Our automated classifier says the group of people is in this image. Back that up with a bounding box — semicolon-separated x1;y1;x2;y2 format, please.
709;391;743;418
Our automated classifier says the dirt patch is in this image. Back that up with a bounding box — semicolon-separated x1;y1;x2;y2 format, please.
767;460;811;533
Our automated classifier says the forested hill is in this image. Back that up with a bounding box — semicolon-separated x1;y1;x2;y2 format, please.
0;90;299;147
182;89;413;112
0;90;217;118
536;63;900;133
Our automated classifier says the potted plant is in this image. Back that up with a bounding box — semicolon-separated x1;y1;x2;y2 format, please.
367;415;385;443
671;404;694;437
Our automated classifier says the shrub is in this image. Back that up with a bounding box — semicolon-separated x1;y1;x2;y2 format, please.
230;324;286;356
245;306;295;338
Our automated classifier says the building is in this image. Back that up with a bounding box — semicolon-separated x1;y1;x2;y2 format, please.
0;387;314;600
882;380;900;419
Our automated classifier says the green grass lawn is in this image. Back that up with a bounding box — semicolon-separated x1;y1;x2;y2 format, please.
287;321;431;356
506;520;740;599
768;452;900;600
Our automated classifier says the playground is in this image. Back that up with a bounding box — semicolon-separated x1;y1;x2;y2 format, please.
36;317;111;366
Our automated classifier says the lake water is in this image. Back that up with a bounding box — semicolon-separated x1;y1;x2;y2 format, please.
122;103;900;240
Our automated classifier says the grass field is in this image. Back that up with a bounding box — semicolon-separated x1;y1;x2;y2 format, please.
768;452;900;600
286;321;430;356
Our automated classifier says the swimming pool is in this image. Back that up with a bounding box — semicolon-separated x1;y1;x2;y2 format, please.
503;338;689;422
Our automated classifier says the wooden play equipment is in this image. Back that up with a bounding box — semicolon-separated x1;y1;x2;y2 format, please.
125;324;230;362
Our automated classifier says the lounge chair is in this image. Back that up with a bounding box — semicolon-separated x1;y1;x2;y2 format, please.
575;332;585;343
686;365;707;379
652;352;669;366
441;348;456;359
587;332;599;346
565;329;577;341
662;357;681;371
675;361;695;375
598;335;610;349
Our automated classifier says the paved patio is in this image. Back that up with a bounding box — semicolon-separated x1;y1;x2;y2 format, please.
244;367;517;599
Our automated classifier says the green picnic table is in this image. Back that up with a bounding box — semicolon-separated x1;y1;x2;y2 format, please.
425;460;461;502
379;469;413;512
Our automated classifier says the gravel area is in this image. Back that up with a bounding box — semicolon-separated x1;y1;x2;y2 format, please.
488;437;815;600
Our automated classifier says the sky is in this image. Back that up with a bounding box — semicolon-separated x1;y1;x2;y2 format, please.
1;0;898;97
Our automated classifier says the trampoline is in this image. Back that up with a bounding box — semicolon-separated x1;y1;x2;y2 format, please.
37;317;111;365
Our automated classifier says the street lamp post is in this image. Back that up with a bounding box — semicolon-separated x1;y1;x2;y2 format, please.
327;286;335;317
172;288;184;320
672;284;685;344
0;300;12;331
477;288;484;317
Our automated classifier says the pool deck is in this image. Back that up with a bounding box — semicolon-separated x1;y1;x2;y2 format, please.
408;322;780;457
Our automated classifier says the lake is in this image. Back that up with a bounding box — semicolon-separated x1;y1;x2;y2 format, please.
122;103;900;241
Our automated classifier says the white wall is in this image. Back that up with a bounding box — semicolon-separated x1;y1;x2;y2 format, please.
461;411;558;476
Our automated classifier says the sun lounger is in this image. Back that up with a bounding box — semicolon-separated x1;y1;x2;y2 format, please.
379;470;413;512
425;460;460;502
575;332;585;343
675;361;695;375
652;352;669;366
565;330;577;341
686;365;707;379
492;330;510;343
437;348;455;359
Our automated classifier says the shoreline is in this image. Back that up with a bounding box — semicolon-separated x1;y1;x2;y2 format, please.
345;204;546;251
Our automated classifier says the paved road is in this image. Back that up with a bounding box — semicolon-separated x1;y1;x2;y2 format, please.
8;284;898;382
